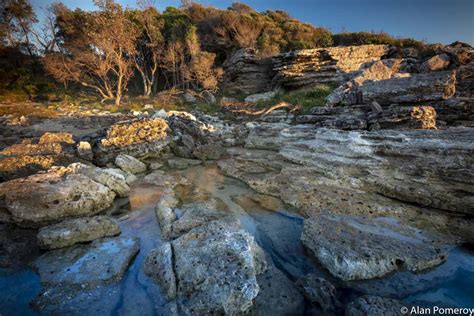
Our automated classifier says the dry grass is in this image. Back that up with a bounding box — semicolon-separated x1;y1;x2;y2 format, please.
0;103;60;118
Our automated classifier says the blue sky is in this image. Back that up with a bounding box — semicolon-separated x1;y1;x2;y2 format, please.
31;0;474;44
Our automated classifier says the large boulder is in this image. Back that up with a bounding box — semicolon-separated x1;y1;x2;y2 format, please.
301;213;449;280
0;168;116;227
144;217;266;314
37;216;121;249
273;45;389;88
33;236;139;289
358;70;456;105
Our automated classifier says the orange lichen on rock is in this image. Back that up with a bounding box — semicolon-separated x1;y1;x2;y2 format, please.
410;106;437;129
39;132;75;144
100;118;169;148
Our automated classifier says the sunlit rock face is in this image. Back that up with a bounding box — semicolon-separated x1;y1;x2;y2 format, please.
94;118;170;165
272;44;389;89
0;132;79;181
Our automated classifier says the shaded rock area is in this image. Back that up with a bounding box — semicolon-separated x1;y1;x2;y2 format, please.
33;236;139;289
302;214;449;280
221;48;273;95
0;223;41;268
296;273;341;315
345;295;404;316
37;216;120;249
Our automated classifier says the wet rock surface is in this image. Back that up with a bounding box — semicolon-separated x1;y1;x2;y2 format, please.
37;216;121;249
302;214;449;280
345;295;404;316
144;214;267;315
33;236;139;289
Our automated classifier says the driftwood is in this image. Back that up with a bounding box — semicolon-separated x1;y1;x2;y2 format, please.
221;100;296;116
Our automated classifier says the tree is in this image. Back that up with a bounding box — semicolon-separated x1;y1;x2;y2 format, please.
0;0;37;55
129;7;163;96
44;0;138;105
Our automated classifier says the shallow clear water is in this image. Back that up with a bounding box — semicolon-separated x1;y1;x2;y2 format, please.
0;163;473;315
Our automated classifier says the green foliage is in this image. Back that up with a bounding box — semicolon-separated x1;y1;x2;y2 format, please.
333;31;425;49
255;84;334;113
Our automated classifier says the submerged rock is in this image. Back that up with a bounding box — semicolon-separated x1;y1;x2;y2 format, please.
37;216;121;249
302;214;449;280
296;274;341;314
33;236;139;289
253;264;305;316
143;242;176;300
167;157;202;169
345;295;404;316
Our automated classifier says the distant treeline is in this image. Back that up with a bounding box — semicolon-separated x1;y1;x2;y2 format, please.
0;0;426;104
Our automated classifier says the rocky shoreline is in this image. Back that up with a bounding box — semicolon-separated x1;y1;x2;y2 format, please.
1;42;473;315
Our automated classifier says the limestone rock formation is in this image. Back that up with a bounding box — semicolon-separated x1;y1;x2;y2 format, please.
0;133;79;181
37;216;121;249
68;162;130;197
219;125;474;243
115;154;147;174
33;236;139;289
420;53;451;72
94;118;169;165
302;213;449;280
221;48;273;95
144;217;266;315
143;242;176;300
273;45;388;88
0;168;116;227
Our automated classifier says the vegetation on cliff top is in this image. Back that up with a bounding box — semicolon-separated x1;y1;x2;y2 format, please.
1;0;427;105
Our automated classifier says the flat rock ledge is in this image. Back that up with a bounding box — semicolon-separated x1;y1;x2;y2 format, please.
33;236;139;289
302;213;449;281
37;215;121;249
